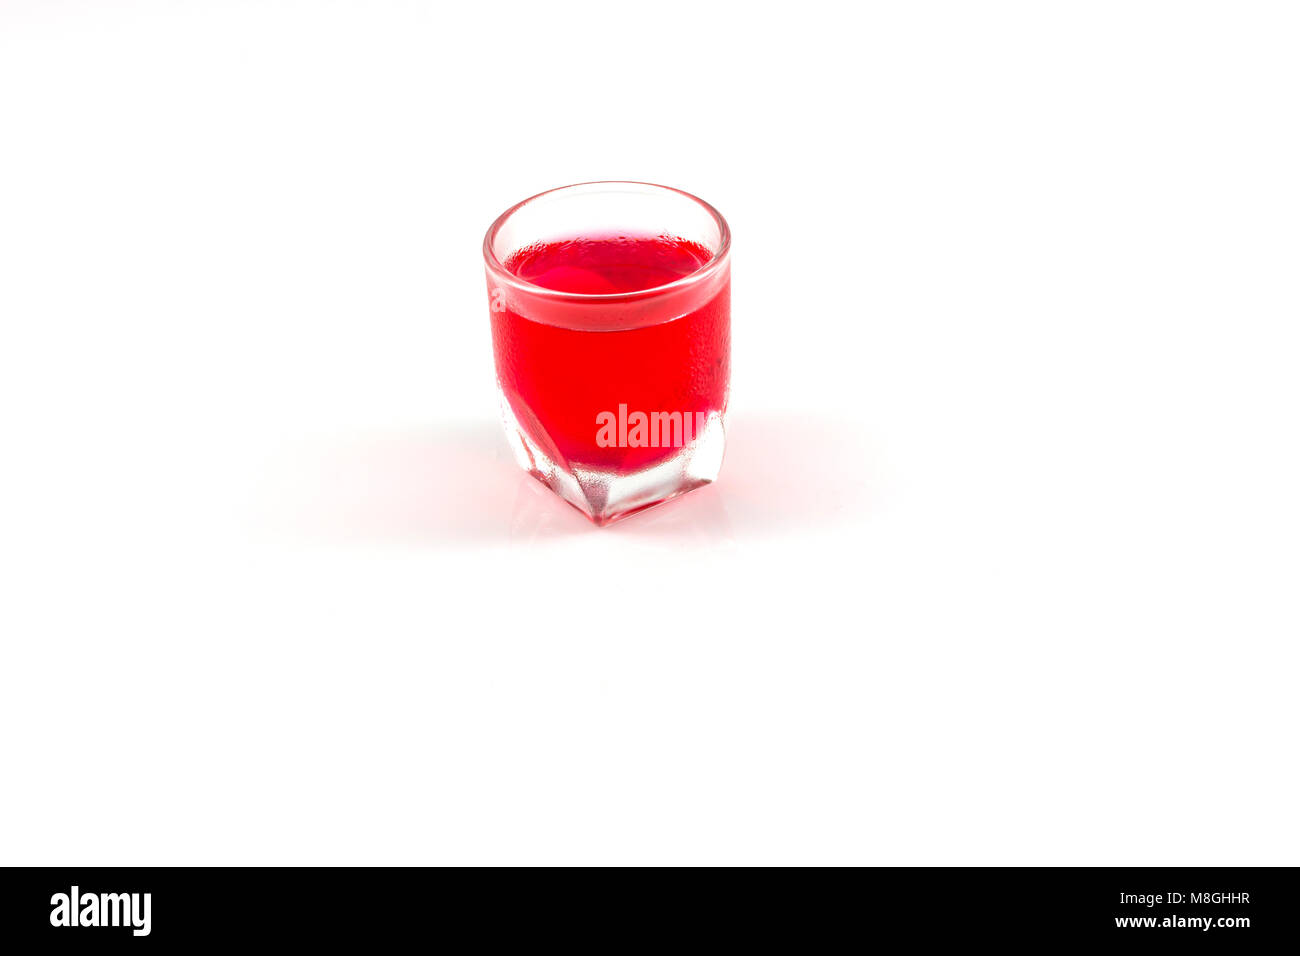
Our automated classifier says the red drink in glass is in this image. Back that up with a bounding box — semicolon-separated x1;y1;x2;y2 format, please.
483;183;731;524
494;236;729;473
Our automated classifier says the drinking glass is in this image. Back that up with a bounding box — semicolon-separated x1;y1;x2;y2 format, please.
483;182;731;524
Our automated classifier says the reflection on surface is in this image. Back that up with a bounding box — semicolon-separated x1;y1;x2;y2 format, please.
256;412;874;549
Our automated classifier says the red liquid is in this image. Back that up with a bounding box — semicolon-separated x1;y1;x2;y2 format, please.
492;236;729;472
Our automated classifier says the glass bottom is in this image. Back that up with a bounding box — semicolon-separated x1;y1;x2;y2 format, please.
497;392;725;525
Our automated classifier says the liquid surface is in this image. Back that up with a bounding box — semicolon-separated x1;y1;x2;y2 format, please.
505;235;714;295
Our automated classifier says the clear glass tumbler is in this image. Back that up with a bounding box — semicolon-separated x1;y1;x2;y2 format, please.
483;182;731;524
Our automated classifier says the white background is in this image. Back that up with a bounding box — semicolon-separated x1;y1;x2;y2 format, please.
1;1;1297;865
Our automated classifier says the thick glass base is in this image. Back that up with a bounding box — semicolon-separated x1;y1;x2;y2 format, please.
498;393;725;526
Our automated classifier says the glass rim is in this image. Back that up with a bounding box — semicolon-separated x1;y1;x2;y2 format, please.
482;181;731;303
